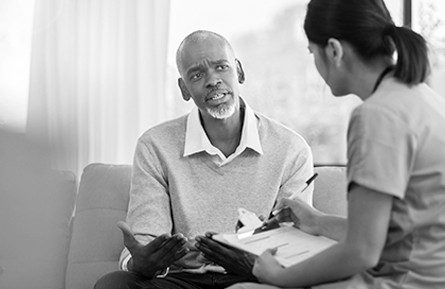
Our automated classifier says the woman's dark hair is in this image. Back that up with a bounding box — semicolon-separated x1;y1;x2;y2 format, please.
304;0;429;85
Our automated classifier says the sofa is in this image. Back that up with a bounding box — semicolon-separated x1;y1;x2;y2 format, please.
0;162;347;289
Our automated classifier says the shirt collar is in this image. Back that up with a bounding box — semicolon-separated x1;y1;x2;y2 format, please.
184;97;263;158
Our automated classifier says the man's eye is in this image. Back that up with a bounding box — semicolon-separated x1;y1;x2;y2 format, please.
191;73;202;80
217;65;229;70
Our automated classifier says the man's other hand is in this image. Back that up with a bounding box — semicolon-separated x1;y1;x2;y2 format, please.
195;232;257;281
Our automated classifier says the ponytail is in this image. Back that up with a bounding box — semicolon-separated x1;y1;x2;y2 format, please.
385;25;430;85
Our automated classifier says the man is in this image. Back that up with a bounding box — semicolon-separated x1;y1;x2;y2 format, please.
95;30;314;289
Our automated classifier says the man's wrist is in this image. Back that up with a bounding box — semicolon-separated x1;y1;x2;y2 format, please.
127;257;148;277
127;257;169;279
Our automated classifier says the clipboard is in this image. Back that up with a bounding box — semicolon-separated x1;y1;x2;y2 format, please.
212;224;337;268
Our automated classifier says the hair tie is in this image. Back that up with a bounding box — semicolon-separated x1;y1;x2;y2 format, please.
384;24;397;35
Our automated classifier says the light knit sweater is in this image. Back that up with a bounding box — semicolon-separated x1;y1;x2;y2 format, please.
121;111;314;271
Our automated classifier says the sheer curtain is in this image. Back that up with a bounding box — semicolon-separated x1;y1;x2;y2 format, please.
26;0;171;177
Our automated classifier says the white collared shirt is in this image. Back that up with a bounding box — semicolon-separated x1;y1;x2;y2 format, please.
183;98;263;166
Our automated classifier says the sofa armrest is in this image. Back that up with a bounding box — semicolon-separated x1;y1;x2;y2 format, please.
0;132;77;289
65;163;132;289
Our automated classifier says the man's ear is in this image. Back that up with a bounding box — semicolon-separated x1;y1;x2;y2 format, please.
235;59;245;84
178;78;191;101
326;38;344;68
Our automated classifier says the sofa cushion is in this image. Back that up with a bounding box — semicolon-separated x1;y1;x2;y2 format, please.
65;163;132;289
0;132;77;289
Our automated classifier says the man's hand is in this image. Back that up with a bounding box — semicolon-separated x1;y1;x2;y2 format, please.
195;232;257;281
117;221;188;278
172;240;212;270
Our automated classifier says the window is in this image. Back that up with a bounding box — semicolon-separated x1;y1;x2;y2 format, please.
412;0;445;92
1;0;444;166
0;0;35;132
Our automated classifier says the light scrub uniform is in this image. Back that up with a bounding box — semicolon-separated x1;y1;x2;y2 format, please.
228;77;445;289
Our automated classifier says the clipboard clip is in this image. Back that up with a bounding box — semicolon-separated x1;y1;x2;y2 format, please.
235;208;279;239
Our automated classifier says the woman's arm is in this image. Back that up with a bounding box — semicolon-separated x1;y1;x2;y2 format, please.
254;183;393;288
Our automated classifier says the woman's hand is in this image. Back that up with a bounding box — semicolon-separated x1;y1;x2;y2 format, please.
273;197;323;236
252;247;284;285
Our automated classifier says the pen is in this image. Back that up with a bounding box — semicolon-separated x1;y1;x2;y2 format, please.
253;172;319;234
271;172;318;216
289;172;318;199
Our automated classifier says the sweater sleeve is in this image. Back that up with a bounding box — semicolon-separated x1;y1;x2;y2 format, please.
278;135;315;205
126;135;173;241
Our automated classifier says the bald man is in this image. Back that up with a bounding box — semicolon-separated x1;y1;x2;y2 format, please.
95;30;314;289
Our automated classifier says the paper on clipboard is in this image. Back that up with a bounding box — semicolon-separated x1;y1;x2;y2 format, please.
213;224;337;268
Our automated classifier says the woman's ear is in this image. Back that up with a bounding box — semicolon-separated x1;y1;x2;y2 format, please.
178;78;191;101
326;38;344;68
235;59;245;84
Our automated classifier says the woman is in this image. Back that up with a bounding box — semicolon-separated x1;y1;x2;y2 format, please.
228;0;445;288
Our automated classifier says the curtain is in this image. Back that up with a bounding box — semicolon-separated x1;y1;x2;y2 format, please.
26;0;171;177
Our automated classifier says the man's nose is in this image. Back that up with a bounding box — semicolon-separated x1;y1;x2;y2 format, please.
205;71;221;88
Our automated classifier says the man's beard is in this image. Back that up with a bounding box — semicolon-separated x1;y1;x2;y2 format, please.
206;101;236;119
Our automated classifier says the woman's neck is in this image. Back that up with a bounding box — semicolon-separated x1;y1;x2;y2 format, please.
350;58;394;101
